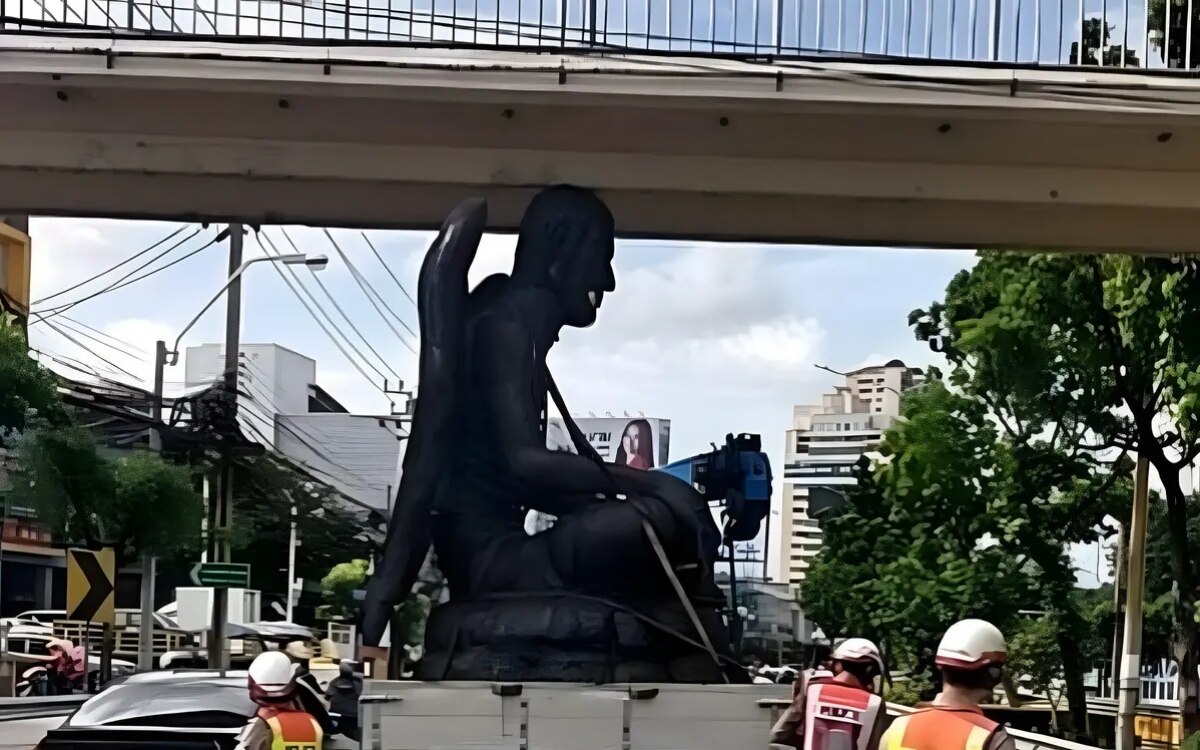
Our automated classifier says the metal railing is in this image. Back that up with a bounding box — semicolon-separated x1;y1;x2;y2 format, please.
0;0;1190;70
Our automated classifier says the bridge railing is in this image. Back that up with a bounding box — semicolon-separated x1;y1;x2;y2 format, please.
0;0;1187;70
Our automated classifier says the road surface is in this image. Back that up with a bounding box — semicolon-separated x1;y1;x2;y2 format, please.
0;716;61;749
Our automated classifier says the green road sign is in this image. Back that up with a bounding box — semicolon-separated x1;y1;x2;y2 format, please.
191;562;250;589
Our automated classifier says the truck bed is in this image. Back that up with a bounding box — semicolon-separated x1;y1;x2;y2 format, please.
360;680;792;750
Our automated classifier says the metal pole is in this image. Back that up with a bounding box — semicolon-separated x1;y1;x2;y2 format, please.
987;0;999;58
1122;0;1129;65
207;223;243;671
1116;456;1150;750
137;340;167;673
949;0;958;55
1033;0;1040;61
925;0;933;54
816;0;823;49
1187;0;1194;67
1164;0;1171;66
150;341;166;453
969;0;978;56
763;501;771;581
902;0;911;53
137;556;156;672
883;0;891;52
1110;520;1128;700
286;503;298;622
1077;0;1084;64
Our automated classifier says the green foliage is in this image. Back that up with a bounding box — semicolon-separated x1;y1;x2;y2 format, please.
12;424;115;547
1183;730;1200;750
884;672;933;707
12;425;203;563
321;559;368;620
0;325;65;442
804;376;1127;643
112;452;204;558
907;250;1200;729
229;455;370;602
1008;616;1064;700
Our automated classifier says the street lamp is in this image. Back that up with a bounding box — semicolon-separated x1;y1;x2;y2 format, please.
140;245;325;673
150;252;327;448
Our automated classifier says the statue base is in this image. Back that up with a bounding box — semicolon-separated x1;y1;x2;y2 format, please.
417;594;745;684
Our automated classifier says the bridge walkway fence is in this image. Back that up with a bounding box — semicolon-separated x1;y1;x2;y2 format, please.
0;0;1192;73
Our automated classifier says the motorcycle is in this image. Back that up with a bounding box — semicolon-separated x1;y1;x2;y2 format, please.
16;664;52;696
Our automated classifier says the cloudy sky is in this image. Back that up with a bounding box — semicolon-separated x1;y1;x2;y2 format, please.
25;216;1108;586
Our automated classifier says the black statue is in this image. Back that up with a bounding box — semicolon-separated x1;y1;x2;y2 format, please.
362;187;743;683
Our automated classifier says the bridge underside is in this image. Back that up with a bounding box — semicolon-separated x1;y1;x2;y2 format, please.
2;35;1200;252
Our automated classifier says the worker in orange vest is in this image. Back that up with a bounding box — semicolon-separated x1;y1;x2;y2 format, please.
770;638;887;750
878;619;1016;750
236;651;324;750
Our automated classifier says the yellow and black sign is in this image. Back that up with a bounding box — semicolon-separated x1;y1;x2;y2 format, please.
66;547;115;625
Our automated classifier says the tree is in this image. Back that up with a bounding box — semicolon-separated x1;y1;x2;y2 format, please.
321;559;368;621
110;453;204;560
911;251;1200;731
0;323;65;442
1008;616;1067;728
12;425;203;566
804;376;1127;733
229;455;370;605
804;381;1037;686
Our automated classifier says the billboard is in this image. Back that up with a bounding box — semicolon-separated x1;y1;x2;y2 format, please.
546;417;671;469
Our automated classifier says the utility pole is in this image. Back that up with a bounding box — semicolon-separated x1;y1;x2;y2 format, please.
208;224;243;671
286;502;297;623
138;340;168;672
1110;518;1128;700
1117;456;1150;750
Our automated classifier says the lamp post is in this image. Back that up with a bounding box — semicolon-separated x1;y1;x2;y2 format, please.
140;239;326;672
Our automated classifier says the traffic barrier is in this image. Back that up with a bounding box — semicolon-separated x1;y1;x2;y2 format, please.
0;695;87;722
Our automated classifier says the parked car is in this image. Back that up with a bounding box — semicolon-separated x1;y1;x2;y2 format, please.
38;670;354;750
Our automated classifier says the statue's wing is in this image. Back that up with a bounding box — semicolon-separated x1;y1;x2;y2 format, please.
361;198;487;646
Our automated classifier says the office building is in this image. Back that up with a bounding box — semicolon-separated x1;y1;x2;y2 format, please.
779;360;923;587
185;343;405;510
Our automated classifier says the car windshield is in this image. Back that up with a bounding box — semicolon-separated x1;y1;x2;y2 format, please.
69;680;254;728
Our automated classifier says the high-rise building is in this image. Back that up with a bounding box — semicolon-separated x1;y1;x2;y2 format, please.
778;360;923;587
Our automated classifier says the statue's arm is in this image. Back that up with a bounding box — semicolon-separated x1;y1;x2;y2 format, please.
478;313;616;514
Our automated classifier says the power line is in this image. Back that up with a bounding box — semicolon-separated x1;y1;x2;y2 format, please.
54;317;145;362
234;387;379;498
360;231;417;310
277;228;403;382
37;316;141;382
321;229;419;353
59;315;148;355
32;226;189;305
34;230;219;323
258;231;393;387
252;232;392;406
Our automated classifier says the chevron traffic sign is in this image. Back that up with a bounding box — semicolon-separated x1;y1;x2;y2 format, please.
66;547;115;625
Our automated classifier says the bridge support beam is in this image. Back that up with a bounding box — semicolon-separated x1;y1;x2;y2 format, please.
1;35;1200;252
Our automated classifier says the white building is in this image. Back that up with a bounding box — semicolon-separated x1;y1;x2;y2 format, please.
779;360;923;587
184;343;404;510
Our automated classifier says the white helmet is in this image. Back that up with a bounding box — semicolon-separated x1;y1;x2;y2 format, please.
831;637;885;676
248;651;298;705
936;619;1007;670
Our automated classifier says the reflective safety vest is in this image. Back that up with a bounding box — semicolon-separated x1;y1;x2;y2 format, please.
265;710;323;750
802;681;884;750
883;706;999;750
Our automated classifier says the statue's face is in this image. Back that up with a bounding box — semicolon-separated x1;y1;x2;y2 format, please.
554;230;616;328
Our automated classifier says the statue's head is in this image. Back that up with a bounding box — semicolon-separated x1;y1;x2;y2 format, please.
512;186;616;329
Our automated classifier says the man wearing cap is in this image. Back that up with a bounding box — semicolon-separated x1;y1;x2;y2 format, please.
878;619;1017;750
771;637;887;750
